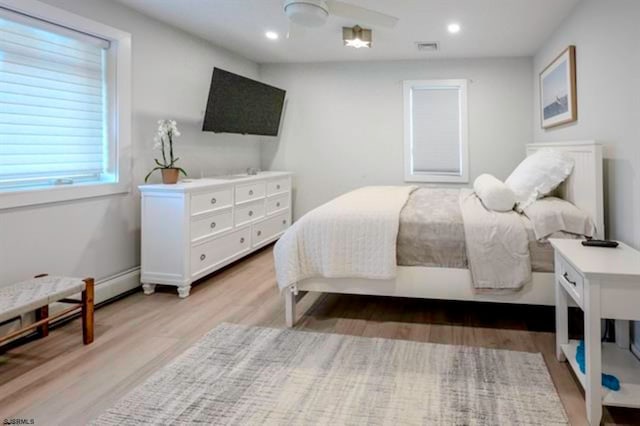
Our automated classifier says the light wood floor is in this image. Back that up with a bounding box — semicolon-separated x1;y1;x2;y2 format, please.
1;245;638;425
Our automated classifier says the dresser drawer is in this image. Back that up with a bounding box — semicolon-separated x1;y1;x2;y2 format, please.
190;208;232;243
557;255;584;307
191;188;232;216
266;193;289;215
267;178;290;196
190;226;251;277
235;182;265;204
235;200;265;226
252;211;290;247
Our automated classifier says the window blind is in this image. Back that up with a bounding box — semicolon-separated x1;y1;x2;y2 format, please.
0;8;111;190
411;87;461;174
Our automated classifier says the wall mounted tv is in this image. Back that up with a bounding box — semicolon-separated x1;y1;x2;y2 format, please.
202;68;286;136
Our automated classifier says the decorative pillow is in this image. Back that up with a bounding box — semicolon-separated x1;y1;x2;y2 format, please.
523;196;596;240
473;173;516;212
505;148;574;211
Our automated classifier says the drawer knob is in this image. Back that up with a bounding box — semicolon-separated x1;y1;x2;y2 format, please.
276;184;281;190
563;272;577;286
210;197;216;205
200;254;206;261
240;237;245;244
249;190;254;196
210;222;216;229
276;202;280;207
248;210;253;217
257;230;262;236
282;219;287;225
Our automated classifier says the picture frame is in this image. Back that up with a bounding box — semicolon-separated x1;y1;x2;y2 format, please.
540;45;577;129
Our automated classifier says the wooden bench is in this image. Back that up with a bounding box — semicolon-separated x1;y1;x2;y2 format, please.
0;275;94;346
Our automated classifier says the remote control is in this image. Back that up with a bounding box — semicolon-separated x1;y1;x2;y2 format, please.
581;239;619;248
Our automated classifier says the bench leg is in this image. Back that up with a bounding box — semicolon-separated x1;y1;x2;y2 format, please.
35;306;49;338
82;278;95;345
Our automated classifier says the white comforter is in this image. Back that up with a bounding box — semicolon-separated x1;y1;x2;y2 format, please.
274;186;416;290
459;188;531;290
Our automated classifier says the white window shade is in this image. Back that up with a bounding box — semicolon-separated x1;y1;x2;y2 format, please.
403;79;468;183
0;8;112;190
411;87;460;174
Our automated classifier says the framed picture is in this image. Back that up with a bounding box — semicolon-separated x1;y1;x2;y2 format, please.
540;45;577;128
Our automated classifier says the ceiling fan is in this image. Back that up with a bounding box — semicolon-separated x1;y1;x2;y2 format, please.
283;0;398;39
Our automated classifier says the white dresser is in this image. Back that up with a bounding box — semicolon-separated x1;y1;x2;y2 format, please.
139;171;292;298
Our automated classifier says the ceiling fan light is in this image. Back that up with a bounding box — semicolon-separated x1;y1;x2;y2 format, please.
284;1;329;27
343;25;372;48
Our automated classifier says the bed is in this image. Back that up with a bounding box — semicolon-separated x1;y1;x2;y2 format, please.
278;141;604;327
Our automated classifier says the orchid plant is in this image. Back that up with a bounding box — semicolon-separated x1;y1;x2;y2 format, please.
145;119;187;182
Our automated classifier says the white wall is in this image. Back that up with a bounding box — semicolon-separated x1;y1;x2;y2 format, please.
0;0;260;286
533;0;640;348
260;58;533;218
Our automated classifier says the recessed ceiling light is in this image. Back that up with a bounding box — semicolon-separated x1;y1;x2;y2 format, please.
447;23;461;34
265;31;279;40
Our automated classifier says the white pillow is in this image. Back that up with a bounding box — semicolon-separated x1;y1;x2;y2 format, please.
473;173;516;212
523;196;596;240
505;148;574;211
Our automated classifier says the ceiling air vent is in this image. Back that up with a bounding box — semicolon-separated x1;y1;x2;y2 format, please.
416;42;438;52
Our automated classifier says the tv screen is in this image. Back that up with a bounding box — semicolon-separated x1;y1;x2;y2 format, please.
202;68;286;136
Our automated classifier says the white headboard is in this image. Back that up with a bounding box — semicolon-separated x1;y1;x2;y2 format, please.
526;141;604;239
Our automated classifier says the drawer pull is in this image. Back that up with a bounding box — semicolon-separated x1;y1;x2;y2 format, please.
257;230;262;236
210;222;216;229
563;272;576;286
276;202;281;207
276;184;281;190
200;254;206;261
248;210;253;217
249;190;254;196
210;197;216;205
282;219;287;225
240;237;245;244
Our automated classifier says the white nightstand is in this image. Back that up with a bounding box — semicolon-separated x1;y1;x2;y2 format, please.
550;239;640;424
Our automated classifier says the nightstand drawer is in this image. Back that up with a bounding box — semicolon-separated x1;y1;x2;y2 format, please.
558;256;584;306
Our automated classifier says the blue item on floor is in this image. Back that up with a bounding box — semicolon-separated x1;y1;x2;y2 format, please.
576;340;620;391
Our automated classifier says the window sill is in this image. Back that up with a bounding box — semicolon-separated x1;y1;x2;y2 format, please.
405;173;469;184
0;181;131;210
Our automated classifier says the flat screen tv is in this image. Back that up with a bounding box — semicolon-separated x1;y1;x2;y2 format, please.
202;68;286;136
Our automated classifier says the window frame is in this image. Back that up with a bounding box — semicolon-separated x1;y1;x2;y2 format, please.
403;79;469;183
0;0;131;210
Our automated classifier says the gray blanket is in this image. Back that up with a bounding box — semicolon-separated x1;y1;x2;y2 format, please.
397;188;558;273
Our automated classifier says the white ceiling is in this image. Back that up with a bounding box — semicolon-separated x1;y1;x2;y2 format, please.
114;0;580;63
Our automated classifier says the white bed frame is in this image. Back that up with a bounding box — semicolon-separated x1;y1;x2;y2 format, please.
284;141;604;327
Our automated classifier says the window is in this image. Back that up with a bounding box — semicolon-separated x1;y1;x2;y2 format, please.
0;1;131;209
403;79;468;183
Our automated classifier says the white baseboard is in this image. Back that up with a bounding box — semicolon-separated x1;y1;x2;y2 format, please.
1;267;140;343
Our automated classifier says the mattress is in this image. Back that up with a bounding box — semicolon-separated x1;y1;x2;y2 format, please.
397;188;575;272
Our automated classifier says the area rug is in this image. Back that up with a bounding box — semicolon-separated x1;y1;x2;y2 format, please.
93;323;567;425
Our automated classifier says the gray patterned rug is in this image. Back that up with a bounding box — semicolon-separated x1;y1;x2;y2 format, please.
93;323;567;425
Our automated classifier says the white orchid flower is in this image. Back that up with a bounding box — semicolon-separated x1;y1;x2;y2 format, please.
146;119;186;182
